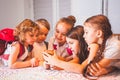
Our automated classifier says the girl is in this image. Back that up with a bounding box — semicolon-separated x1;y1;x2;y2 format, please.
43;25;93;72
45;15;79;70
32;18;50;65
3;19;40;68
83;15;120;78
65;25;88;63
43;14;120;78
48;15;76;62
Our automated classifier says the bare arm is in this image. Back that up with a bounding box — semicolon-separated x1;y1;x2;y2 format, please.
8;43;39;69
43;51;90;74
87;58;115;76
87;43;99;63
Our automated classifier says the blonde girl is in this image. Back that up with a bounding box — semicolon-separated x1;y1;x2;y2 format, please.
4;19;40;69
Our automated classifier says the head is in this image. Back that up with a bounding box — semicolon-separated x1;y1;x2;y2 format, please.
83;14;113;45
14;19;40;46
35;19;50;43
66;25;88;63
55;15;76;46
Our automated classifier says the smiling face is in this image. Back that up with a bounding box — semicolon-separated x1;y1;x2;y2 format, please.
24;31;39;46
66;37;80;54
55;22;71;46
37;24;49;43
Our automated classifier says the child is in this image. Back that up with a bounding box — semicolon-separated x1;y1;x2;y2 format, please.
43;25;91;71
43;14;120;78
32;18;50;65
48;15;76;61
83;14;120;78
2;19;40;69
44;15;78;70
65;25;89;63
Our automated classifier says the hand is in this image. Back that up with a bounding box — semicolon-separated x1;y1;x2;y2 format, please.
43;61;51;70
42;50;59;65
87;63;108;76
30;58;39;67
52;65;63;70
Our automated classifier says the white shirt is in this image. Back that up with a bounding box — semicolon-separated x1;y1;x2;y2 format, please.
103;34;120;68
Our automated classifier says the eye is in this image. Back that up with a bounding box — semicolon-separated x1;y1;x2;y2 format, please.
30;34;34;37
85;31;88;34
61;33;66;36
36;34;39;37
69;41;73;44
56;29;59;33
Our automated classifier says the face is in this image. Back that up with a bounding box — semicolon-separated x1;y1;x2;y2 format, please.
37;24;49;43
55;23;70;46
24;31;39;46
83;23;99;45
66;37;80;54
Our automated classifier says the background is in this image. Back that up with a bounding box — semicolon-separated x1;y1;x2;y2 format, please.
0;0;120;41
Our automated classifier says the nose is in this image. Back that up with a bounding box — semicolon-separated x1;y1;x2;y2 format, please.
42;34;46;38
33;36;37;41
57;33;62;38
83;33;85;38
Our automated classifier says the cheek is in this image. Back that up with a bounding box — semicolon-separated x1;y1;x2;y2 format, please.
74;43;80;52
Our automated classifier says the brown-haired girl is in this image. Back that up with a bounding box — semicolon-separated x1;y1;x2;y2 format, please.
32;18;50;65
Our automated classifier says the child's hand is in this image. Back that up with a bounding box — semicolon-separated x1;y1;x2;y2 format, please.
52;65;63;70
43;61;50;70
87;63;108;77
30;58;39;67
42;50;58;65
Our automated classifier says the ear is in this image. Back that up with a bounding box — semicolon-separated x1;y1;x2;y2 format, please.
96;30;102;38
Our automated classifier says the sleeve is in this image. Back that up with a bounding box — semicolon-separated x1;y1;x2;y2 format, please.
103;36;120;59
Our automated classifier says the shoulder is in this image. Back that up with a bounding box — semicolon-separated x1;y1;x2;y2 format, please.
106;34;120;48
11;41;20;48
104;34;120;59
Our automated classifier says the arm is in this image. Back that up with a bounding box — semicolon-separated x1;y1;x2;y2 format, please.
87;43;99;63
8;43;39;69
48;37;55;50
52;49;80;70
87;58;115;76
43;51;88;74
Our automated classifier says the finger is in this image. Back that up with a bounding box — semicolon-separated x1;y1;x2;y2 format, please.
43;55;48;61
87;64;97;76
95;63;102;70
90;63;99;72
42;52;49;57
31;63;34;67
53;50;57;56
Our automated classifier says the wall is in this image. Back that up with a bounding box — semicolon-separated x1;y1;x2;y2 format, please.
71;0;102;26
0;0;33;29
0;0;119;34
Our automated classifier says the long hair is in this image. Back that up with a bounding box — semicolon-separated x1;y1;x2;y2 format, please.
66;25;89;63
84;14;113;62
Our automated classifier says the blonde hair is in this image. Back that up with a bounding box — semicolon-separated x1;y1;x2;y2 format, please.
14;19;40;44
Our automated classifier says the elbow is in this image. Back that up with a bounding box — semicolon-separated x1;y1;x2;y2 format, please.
8;63;17;69
8;65;14;69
